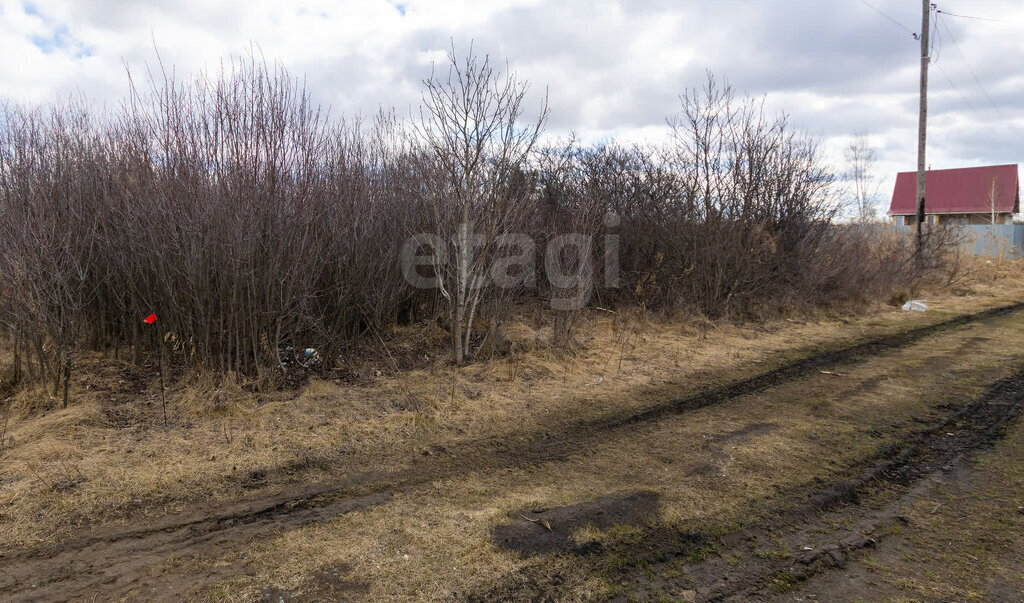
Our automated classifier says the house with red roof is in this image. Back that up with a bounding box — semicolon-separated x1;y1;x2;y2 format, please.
888;164;1019;226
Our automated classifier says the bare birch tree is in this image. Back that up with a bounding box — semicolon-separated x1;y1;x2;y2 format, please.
845;133;879;220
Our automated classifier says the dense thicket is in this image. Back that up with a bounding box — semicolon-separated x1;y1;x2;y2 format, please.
0;53;942;398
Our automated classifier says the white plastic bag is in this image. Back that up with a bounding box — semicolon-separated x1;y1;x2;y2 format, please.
901;300;928;312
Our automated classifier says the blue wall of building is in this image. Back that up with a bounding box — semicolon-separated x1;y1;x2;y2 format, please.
885;224;1024;260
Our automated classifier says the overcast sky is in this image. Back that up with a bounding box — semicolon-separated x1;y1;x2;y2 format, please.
2;0;1022;213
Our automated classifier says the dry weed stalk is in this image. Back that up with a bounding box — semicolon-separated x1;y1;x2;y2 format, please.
0;400;9;451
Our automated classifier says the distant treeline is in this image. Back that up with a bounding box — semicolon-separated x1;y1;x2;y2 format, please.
0;51;946;399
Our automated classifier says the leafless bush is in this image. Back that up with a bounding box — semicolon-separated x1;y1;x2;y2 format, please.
1;56;421;392
0;99;104;406
533;140;621;347
0;57;962;402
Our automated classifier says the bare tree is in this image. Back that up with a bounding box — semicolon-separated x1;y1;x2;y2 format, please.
413;44;548;363
988;175;1005;225
845;133;879;220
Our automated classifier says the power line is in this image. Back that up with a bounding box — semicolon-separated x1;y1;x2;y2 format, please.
934;63;977;114
936;9;1001;23
930;8;942;65
937;13;1004;117
858;0;917;37
933;63;1017;152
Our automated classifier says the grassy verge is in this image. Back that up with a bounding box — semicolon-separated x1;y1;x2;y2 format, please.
198;305;1024;601
0;259;1020;577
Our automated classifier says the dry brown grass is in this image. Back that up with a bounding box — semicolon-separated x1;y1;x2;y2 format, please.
205;306;1024;601
0;256;1021;579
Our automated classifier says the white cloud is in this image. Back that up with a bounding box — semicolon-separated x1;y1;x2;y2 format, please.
2;0;1022;211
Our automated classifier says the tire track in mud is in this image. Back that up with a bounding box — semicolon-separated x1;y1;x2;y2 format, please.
1;302;1022;600
594;364;1024;602
720;368;1024;600
569;301;1024;438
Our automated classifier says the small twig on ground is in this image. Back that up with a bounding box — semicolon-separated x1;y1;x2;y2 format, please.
449;369;457;405
56;458;84;481
519;513;552;531
22;461;54;491
222;419;234;445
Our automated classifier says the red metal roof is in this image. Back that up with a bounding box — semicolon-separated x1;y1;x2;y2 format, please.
888;164;1020;215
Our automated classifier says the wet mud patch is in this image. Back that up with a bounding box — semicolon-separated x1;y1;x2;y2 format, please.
260;563;367;602
492;491;660;556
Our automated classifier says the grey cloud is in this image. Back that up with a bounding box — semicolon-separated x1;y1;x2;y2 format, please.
5;0;1022;185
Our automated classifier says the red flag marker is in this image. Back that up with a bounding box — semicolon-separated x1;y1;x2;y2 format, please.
143;313;158;324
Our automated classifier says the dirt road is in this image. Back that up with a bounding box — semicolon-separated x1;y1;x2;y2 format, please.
3;302;1024;601
589;365;1024;601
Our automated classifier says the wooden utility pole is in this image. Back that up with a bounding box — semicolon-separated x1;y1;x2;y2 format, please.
915;1;931;256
